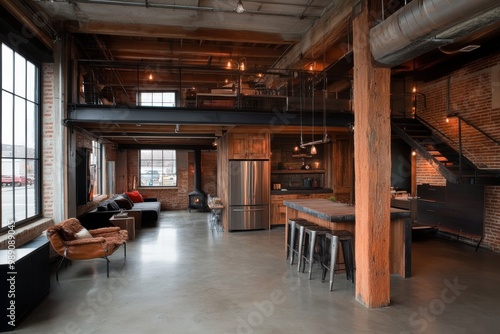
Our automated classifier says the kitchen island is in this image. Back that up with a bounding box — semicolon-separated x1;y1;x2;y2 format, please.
283;198;412;278
270;189;333;227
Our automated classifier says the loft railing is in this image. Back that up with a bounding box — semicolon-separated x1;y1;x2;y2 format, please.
74;61;352;113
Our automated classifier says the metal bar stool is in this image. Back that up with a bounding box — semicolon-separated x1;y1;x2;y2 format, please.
289;220;317;266
300;225;331;279
287;218;311;260
321;230;355;291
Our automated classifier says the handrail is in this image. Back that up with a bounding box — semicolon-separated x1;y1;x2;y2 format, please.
414;114;488;170
448;113;500;146
415;115;453;143
416;114;499;171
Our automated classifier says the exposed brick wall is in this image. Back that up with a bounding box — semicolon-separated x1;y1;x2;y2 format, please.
416;53;500;169
42;63;55;217
105;144;116;161
118;149;217;211
484;186;500;252
415;155;446;186
415;53;500;252
201;151;218;197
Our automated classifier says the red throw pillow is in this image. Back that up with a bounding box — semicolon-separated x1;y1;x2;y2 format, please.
126;190;144;203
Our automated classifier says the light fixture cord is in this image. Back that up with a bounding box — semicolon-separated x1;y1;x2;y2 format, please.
300;70;304;145
323;49;327;140
311;75;314;143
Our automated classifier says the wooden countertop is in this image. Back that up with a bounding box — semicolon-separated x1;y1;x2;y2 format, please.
271;188;333;195
283;198;411;222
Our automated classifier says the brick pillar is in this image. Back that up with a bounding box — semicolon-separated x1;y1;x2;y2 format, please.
42;63;55;218
353;0;392;308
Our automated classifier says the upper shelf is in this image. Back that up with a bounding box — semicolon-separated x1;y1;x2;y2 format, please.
271;169;326;174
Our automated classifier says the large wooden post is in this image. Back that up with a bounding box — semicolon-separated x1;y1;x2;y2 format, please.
353;0;392;308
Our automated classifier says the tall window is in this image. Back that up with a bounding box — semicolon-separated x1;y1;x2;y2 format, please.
1;43;41;228
139;92;176;107
139;150;177;187
89;140;102;197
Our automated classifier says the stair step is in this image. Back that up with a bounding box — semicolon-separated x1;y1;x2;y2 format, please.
392;118;500;185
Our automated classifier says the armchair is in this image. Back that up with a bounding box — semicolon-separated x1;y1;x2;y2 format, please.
46;218;128;280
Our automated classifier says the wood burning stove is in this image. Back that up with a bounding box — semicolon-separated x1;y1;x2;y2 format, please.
188;149;207;212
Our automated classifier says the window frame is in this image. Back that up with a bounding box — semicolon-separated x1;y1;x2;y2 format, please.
139;149;177;188
1;42;42;232
89;140;102;197
138;91;177;107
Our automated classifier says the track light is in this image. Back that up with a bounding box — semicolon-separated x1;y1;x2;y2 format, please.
235;0;245;13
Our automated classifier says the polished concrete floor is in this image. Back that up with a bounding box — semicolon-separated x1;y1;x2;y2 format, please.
16;211;500;334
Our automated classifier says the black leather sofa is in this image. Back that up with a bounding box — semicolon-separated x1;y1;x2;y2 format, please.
78;194;161;230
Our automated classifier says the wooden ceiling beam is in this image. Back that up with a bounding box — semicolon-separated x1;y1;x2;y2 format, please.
273;0;354;70
106;53;278;69
105;39;285;58
65;21;300;45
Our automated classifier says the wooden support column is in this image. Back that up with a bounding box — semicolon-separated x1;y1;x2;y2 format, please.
353;0;392;308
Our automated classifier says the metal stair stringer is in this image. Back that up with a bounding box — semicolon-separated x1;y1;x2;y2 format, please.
391;121;460;184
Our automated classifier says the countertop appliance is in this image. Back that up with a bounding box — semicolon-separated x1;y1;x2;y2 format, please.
229;160;270;231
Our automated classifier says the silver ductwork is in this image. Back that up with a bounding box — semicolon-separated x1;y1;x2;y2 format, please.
370;0;500;67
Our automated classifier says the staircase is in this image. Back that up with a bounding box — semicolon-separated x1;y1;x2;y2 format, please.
391;117;500;185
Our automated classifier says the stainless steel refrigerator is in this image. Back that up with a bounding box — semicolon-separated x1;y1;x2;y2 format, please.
229;160;270;231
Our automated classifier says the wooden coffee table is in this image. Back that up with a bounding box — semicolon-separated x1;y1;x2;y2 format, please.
109;215;136;240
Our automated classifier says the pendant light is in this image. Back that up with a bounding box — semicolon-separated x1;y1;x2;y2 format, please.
299;53;330;151
310;76;317;155
296;70;304;152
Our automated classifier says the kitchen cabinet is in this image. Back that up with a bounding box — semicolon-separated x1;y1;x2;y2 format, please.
228;133;269;159
270;192;333;226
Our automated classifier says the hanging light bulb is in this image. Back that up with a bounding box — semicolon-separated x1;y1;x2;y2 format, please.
310;145;317;155
148;73;153;80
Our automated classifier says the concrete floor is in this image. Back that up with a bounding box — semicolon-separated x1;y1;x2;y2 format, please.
16;211;500;334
